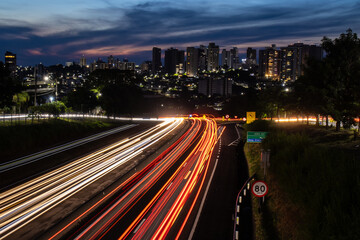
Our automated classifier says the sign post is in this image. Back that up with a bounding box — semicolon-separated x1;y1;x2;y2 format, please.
252;180;269;206
251;181;268;198
261;149;271;176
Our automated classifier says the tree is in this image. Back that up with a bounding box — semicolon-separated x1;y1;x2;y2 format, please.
13;92;30;113
0;62;22;108
100;83;143;116
293;29;360;130
293;58;330;125
322;29;360;130
258;84;289;120
63;88;98;113
30;101;66;118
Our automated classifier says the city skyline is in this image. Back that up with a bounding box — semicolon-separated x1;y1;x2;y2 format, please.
0;0;359;66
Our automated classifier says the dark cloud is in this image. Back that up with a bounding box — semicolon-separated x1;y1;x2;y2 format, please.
0;1;359;65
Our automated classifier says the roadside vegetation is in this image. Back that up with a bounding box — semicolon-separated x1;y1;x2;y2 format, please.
244;120;360;239
0;118;121;162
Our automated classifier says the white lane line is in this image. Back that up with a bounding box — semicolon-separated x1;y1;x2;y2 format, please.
166;182;173;190
133;218;147;234
189;143;220;239
228;124;241;146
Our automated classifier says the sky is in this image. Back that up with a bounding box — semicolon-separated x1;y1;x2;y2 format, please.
0;0;359;66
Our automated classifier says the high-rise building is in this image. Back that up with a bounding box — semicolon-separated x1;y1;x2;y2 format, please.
80;55;86;67
260;43;323;81
198;45;207;72
280;43;323;82
280;47;298;82
230;47;240;69
5;51;16;73
165;48;184;75
186;47;199;77
108;55;115;68
90;59;107;72
177;50;185;73
259;44;281;80
246;48;257;65
221;49;231;68
198;77;232;97
207;43;219;71
222;48;239;69
152;47;162;73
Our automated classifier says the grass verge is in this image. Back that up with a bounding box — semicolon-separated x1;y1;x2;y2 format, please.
0;118;122;162
244;121;360;240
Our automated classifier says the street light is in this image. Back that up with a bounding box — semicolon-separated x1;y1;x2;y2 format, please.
49;96;54;102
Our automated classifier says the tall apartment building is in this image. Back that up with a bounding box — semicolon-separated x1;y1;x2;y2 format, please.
259;44;281;80
207;43;219;71
186;47;199;77
230;47;240;69
198;45;207;72
221;49;231;68
5;51;16;73
108;55;115;68
246;47;257;65
165;48;184;75
221;48;239;69
280;47;298;82
79;55;87;67
260;43;323;81
152;47;162;73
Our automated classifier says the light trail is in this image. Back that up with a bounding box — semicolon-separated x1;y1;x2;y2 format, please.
150;119;218;240
64;118;219;240
0;118;182;240
70;118;201;240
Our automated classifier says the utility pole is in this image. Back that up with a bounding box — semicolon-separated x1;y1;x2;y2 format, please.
55;76;58;101
34;73;37;106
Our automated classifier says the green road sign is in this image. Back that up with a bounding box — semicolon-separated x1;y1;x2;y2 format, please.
247;131;269;143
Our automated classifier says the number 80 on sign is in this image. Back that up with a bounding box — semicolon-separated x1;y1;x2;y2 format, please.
251;181;268;197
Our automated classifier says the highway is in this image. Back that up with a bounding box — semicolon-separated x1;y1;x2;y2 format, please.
0;118;182;239
44;118;221;240
0;117;226;240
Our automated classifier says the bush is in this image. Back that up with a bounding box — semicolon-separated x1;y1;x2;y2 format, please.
29;101;67;118
244;120;273;132
262;131;360;239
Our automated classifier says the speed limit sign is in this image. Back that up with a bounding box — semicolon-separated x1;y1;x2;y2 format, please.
251;181;268;197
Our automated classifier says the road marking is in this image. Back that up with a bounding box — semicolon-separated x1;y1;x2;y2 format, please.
184;171;192;180
189;141;220;239
166;182;173;190
133;218;146;234
228;124;241;146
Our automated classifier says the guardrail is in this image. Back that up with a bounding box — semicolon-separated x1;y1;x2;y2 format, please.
233;174;256;240
0;113;168;125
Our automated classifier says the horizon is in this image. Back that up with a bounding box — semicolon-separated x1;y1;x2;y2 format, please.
1;0;359;66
